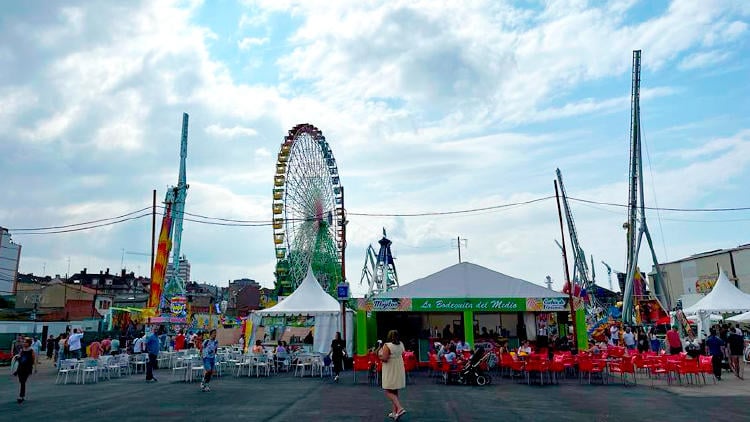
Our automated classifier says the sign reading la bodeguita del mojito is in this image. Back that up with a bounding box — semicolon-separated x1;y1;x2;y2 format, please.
358;297;570;312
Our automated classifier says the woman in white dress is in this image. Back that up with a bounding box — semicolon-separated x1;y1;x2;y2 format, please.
379;330;406;420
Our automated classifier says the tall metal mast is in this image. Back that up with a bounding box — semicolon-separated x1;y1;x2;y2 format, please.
555;169;594;296
622;51;670;323
165;113;190;296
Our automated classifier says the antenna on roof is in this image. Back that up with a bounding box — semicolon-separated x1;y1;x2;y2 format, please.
452;236;468;263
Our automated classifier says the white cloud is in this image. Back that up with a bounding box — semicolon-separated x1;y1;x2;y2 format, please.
205;124;258;138
678;50;731;70
2;1;749;292
237;36;269;50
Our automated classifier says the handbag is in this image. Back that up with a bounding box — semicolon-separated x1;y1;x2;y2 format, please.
10;356;19;376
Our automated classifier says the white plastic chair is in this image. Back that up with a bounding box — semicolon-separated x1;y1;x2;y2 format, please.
188;358;204;382
97;356;111;381
172;357;189;382
235;355;251;377
81;359;98;384
252;355;271;377
117;354;132;376
294;356;313;377
55;359;79;385
132;354;147;374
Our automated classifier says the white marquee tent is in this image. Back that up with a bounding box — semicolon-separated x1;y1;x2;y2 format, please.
683;268;750;314
252;268;354;354
728;311;750;324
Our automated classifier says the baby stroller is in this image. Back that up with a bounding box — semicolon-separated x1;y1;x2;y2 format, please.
458;351;491;386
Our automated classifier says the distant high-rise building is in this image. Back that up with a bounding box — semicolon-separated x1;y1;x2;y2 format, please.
166;255;191;285
0;228;22;295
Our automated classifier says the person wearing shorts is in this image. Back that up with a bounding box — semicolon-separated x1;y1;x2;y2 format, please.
201;329;218;392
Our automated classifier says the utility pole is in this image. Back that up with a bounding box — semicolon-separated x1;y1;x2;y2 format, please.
151;189;156;281
453;236;468;263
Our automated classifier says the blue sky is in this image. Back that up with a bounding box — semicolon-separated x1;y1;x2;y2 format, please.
1;0;749;296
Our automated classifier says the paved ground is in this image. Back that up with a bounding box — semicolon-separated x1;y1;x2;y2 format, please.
0;359;748;421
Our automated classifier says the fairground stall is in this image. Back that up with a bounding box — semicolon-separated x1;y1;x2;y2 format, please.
355;262;586;364
251;268;354;355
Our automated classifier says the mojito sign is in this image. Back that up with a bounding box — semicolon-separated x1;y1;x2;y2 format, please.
412;298;524;312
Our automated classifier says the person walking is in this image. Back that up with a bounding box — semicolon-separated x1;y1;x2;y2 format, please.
14;337;37;404
727;327;744;379
705;329;725;381
330;331;346;382
57;333;68;369
636;327;649;353
46;335;56;360
666;325;683;355
201;329;219;392
623;327;636;351
379;330;406;420
31;337;41;363
648;327;660;353
145;327;160;382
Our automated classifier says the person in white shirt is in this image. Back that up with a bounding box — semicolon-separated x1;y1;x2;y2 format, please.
623;327;636;350
68;329;85;359
609;324;619;346
455;340;466;353
133;335;145;354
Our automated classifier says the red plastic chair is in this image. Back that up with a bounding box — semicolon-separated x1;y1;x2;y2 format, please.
352;355;370;384
609;356;638;385
698;355;716;385
648;355;671;387
501;353;525;381
427;353;439;378
577;356;605;384
677;358;701;385
524;359;550;385
438;357;462;384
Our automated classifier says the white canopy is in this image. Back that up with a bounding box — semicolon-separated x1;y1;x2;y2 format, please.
683;268;750;314
256;267;342;316
376;262;566;299
253;267;353;354
728;311;750;323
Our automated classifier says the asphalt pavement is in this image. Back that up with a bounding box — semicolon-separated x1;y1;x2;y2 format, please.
0;358;747;421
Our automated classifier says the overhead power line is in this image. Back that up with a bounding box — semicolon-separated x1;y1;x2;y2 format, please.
5;195;750;235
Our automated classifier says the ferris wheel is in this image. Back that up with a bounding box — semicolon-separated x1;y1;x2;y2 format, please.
272;123;345;296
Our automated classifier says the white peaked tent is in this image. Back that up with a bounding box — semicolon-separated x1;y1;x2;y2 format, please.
683;268;750;314
728;311;750;323
254;268;354;354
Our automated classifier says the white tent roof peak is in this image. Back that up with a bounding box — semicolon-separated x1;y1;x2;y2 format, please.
683;267;750;314
256;266;342;315
375;262;566;299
